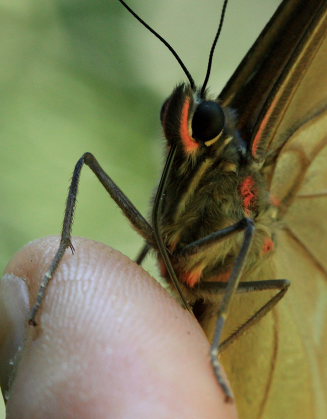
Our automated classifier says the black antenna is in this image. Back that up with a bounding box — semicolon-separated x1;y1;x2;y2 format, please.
118;0;195;90
201;0;229;97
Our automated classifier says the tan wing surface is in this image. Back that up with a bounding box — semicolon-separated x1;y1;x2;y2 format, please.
214;3;327;419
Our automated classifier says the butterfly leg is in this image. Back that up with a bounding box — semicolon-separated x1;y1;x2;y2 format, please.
200;279;290;351
177;219;290;400
29;152;154;326
176;218;255;400
178;218;250;257
135;242;151;265
209;219;255;401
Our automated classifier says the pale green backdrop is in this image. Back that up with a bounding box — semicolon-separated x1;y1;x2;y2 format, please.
0;1;279;416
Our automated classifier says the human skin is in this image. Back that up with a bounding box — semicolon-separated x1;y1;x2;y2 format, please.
0;237;238;419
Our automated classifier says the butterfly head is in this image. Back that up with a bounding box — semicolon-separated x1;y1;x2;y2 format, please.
161;83;228;155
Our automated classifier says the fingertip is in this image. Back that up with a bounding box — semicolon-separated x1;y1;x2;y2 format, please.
1;237;237;418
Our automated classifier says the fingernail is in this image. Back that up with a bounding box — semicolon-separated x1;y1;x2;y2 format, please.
0;274;30;399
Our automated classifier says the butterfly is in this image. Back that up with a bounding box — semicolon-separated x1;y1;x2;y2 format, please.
23;0;327;418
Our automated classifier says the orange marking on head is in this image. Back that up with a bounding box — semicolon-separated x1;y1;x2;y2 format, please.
180;97;199;153
263;237;274;254
240;176;256;215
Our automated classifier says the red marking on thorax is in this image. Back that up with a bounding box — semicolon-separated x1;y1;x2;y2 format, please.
182;267;203;287
240;176;256;216
180;97;199;153
182;268;232;288
263;237;274;254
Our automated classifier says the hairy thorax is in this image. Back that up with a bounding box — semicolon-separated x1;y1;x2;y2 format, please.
157;148;278;300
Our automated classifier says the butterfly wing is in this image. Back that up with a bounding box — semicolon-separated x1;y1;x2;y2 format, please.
203;1;327;418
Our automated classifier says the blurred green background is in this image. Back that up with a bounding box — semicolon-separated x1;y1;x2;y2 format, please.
0;0;279;415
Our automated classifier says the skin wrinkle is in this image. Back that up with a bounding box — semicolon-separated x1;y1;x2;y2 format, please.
2;237;237;418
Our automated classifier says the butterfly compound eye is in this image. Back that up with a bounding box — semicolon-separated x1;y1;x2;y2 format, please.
191;101;225;145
